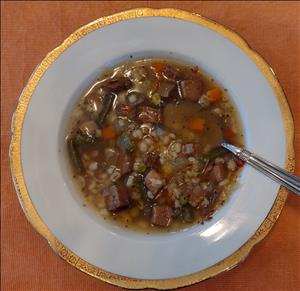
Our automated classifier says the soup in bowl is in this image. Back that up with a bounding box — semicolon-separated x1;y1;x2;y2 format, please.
66;58;244;232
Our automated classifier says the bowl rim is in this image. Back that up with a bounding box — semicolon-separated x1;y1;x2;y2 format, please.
9;7;295;289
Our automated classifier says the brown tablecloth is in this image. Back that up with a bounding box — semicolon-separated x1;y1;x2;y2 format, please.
1;1;300;290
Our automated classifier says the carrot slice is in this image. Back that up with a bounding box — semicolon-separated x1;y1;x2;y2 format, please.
102;126;117;140
152;62;166;75
207;88;222;103
223;127;235;141
188;117;205;133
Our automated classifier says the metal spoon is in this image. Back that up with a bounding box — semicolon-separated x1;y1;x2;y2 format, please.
221;142;300;195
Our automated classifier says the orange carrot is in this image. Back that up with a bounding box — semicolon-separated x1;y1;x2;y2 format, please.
188;117;205;133
207;88;222;103
102;126;117;140
152;62;166;75
223;127;235;141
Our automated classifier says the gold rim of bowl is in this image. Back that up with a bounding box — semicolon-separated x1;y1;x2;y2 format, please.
9;8;295;289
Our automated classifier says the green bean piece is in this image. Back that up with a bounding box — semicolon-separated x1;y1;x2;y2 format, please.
67;138;84;174
96;93;115;127
182;205;194;222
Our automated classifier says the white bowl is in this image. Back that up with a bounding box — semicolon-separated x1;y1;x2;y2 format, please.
10;8;294;289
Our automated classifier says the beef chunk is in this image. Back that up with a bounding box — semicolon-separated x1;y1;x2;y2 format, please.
145;170;165;195
144;152;159;168
151;206;173;227
188;186;205;207
104;185;130;211
138;106;162;124
117;151;132;176
179;79;204;102
162;65;180;82
156;189;175;207
101;76;132;94
156;81;175;98
210;164;226;183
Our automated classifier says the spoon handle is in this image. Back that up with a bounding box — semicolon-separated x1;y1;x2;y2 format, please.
221;142;300;195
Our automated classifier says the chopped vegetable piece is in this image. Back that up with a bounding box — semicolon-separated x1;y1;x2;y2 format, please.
207;190;219;208
151;205;173;227
132;175;148;200
207;88;222;103
74;130;97;145
67;138;84;173
96;93;115;126
182;205;194;222
73;121;99;145
117;133;134;152
179;195;188;206
102;126;117;140
188;117;205;133
223;127;236;141
135;162;147;173
152;62;166;75
161;163;173;176
150;93;162;105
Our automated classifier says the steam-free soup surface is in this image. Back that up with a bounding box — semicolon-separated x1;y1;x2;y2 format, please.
66;59;244;232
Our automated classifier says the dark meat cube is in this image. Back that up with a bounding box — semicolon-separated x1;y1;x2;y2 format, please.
179;79;204;102
210;164;226;183
156;189;175;207
188;186;205;207
104;185;130;211
151;205;173;227
138;106;162;124
144;152;159;168
181;143;195;156
156;81;175;98
116;104;135;117
117;151;132;175
101;76;132;94
162;65;180;82
145;170;165;195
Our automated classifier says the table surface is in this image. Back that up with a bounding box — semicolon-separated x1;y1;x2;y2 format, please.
1;1;300;290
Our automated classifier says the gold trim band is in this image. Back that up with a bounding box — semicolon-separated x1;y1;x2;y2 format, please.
10;8;295;289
